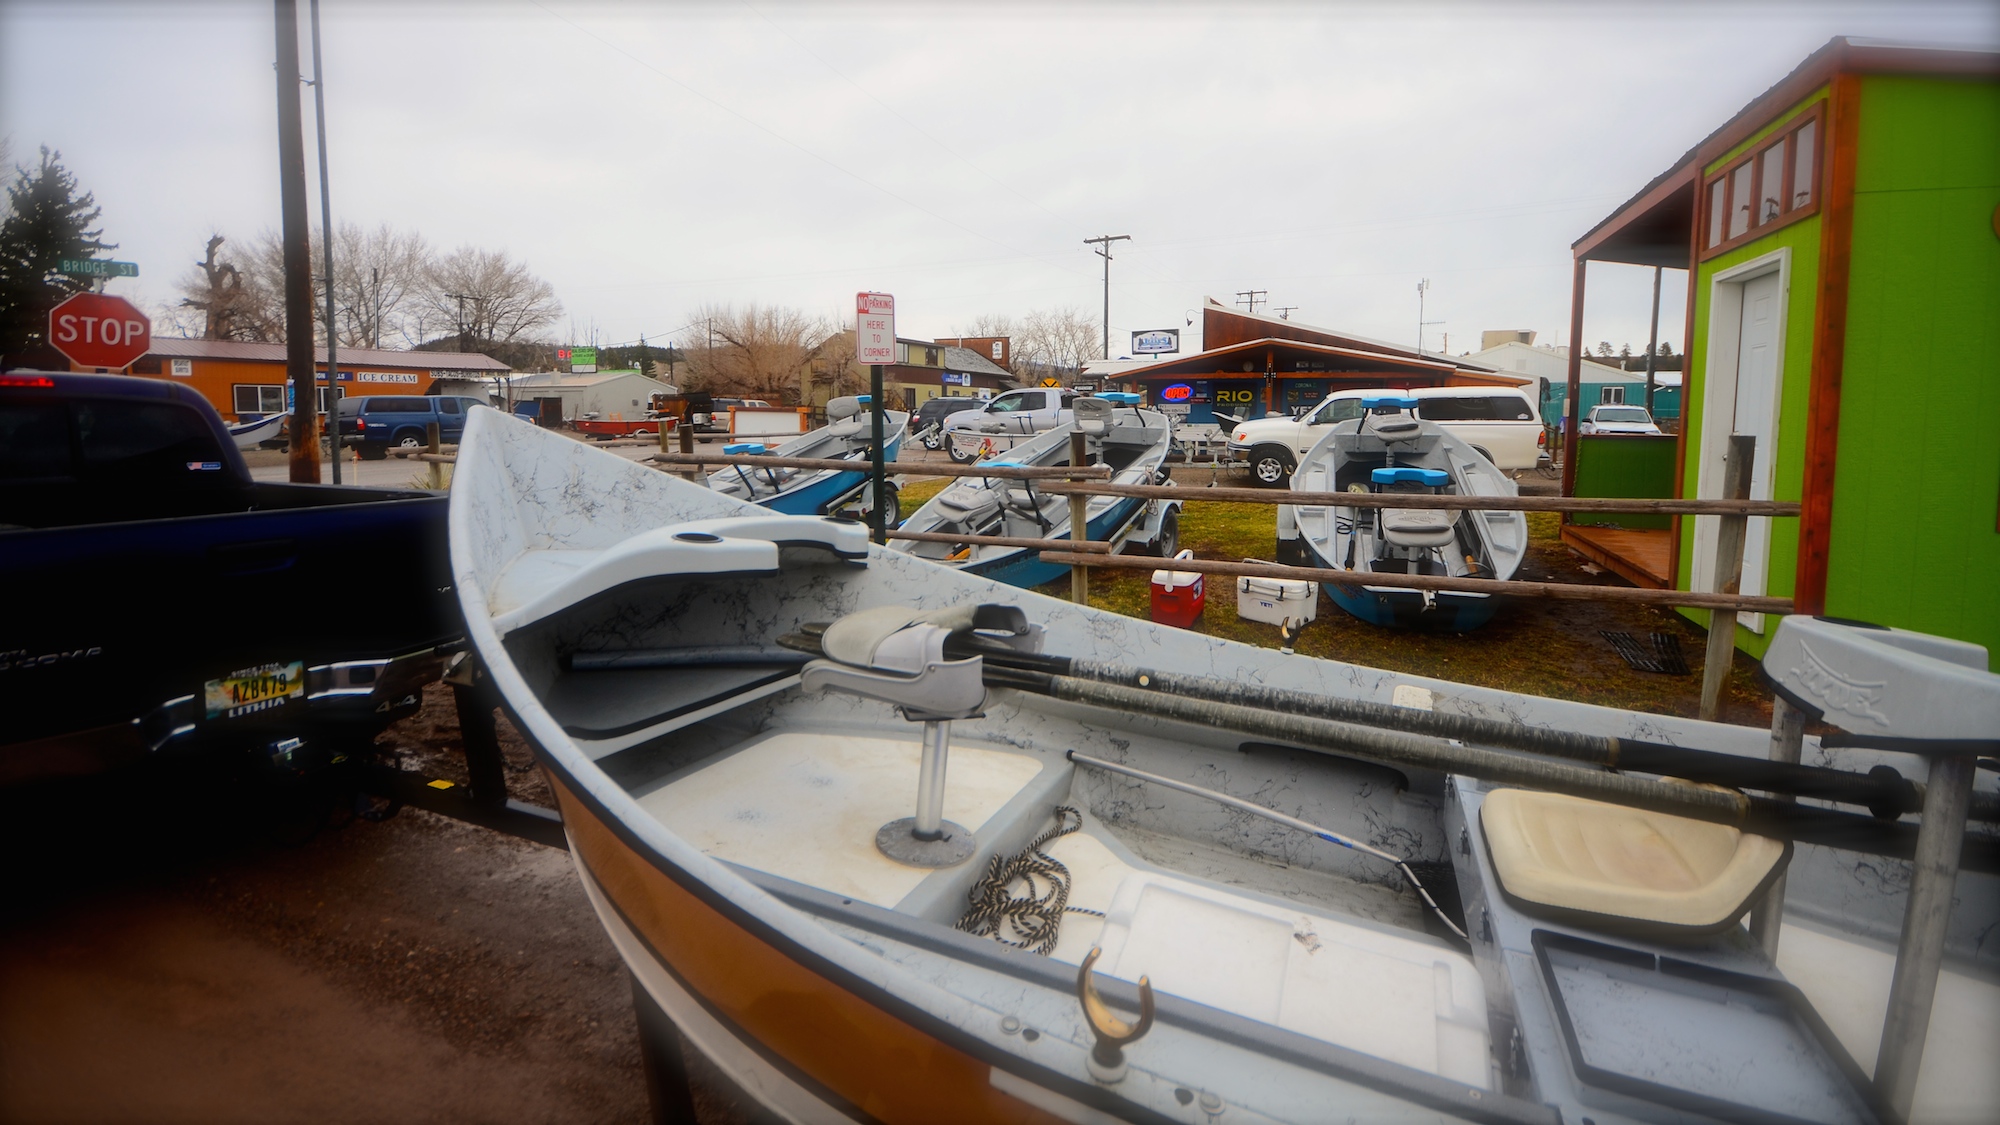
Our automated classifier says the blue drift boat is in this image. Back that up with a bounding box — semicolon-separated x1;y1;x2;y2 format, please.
704;394;909;523
1293;394;1528;630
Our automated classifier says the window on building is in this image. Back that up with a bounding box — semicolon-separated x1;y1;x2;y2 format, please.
1701;102;1824;259
233;384;287;415
1601;386;1626;405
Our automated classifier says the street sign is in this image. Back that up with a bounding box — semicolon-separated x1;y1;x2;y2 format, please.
59;258;139;278
856;292;895;366
1132;328;1179;355
1040;377;1062;388
48;292;151;369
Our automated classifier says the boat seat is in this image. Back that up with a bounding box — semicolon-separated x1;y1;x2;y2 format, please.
801;604;1041;720
936;486;1000;525
1372;470;1456;550
1480;788;1790;937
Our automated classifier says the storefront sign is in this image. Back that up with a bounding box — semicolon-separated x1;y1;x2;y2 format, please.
941;371;971;386
1160;383;1193;402
170;358;192;377
1131;329;1180;355
354;371;420;384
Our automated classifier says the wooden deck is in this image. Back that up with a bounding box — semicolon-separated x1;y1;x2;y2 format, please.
1560;524;1673;590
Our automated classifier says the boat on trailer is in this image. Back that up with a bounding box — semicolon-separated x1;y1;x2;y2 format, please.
226;411;289;450
1293;395;1527;630
451;407;1998;1125
703;394;909;522
892;394;1182;588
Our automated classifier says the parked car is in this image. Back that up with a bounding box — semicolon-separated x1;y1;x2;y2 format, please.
692;397;772;435
339;394;489;459
940;387;1077;463
1226;384;1542;485
1;372;459;788
907;395;985;449
1579;404;1664;435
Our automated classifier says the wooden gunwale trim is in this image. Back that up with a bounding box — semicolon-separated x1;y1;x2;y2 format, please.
545;771;1102;1125
1795;72;1863;615
1038;551;1793;614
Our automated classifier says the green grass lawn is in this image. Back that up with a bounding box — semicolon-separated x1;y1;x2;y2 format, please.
892;477;1774;725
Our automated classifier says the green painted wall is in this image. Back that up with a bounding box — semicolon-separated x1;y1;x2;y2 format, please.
1573;435;1677;529
1824;75;2000;667
1678;92;1826;659
1678;75;2000;669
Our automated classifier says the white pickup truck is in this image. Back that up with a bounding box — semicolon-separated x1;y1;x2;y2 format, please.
1226;385;1542;485
942;387;1078;463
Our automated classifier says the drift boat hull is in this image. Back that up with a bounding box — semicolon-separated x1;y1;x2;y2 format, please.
451;409;1996;1125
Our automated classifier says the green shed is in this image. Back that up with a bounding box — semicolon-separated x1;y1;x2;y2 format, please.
1562;38;2000;668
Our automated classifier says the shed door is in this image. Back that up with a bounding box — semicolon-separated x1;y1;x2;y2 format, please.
1732;271;1781;627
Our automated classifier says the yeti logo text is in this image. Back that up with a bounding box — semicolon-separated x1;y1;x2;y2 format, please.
1790;642;1889;726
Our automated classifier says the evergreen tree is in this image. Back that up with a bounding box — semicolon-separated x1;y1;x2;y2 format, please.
0;147;116;362
637;334;655;378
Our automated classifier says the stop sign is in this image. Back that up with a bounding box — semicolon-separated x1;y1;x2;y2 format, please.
48;292;152;370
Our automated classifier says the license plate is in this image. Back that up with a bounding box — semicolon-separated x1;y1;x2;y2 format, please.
204;660;305;720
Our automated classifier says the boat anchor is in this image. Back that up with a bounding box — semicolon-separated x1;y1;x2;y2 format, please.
1076;945;1155;1083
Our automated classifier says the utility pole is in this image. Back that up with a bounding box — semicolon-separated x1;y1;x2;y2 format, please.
1274;305;1297;320
274;0;319;484
1416;278;1444;354
308;0;339;484
1235;289;1268;313
1083;234;1130;360
1643;265;1663;417
446;292;475;353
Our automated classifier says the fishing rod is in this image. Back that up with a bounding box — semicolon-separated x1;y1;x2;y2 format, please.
937;632;1999;825
976;662;1999;875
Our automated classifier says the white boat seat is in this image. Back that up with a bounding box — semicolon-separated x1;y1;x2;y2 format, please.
801;604;1041;721
936;486;1000;525
1480;788;1789;937
1003;486;1044;512
1381;506;1456;549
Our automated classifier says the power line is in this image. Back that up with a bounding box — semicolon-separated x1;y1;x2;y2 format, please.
1235;289;1268;313
1084;235;1132;361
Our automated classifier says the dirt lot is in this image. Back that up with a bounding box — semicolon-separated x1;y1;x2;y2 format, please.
0;684;756;1125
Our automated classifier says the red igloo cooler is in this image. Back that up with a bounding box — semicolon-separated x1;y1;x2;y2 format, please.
1150;549;1206;628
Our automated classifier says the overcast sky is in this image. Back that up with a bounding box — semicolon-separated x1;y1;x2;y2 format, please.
3;0;1994;361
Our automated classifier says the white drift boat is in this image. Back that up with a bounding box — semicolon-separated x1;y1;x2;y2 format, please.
450;408;1998;1125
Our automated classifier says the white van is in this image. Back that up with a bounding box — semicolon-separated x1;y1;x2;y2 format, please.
1226;385;1542;485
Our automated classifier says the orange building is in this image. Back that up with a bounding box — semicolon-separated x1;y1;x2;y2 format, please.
89;338;511;422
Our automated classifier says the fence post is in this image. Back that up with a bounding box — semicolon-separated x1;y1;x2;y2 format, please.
1069;430;1091;607
1748;692;1805;957
1698;435;1754;721
426;421;442;490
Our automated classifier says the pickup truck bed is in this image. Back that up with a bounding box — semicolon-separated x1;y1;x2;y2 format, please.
1;373;460;786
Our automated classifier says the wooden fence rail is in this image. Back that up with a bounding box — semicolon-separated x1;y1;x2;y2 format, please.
1040;551;1794;615
1034;480;1799;517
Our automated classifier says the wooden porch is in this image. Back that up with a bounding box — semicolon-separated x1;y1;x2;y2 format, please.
1560;524;1673;590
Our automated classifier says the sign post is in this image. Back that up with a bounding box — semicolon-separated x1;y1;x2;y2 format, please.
856;292;896;544
47;293;151;370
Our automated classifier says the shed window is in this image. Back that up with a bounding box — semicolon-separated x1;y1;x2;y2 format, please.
233;384;287;415
1600;386;1626;405
1701;101;1824;260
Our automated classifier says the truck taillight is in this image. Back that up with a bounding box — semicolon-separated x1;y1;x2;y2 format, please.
1537;430;1547;446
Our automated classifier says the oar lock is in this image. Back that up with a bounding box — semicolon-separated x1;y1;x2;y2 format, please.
1076;945;1155;1083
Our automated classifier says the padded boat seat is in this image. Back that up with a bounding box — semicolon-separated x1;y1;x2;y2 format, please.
936;486;1000;524
1480;788;1790;937
1381;507;1456;549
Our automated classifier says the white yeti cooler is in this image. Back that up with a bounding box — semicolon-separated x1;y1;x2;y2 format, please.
1236;560;1318;627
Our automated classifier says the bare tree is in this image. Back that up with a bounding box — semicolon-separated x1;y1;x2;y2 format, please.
331;222;428;348
170;234;278;341
954;313;1016;338
419;246;562;345
1015;306;1099;382
682;303;834;402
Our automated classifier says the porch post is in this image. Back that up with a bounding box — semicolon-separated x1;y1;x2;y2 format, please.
1561;258;1587;498
1644;265;1662;416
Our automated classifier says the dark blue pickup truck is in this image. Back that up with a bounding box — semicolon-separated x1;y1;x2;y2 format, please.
0;372;461;788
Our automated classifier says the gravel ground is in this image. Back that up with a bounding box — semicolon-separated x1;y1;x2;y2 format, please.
0;685;755;1125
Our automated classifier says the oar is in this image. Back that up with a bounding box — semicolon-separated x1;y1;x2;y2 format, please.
936;634;1953;818
977;663;1999;874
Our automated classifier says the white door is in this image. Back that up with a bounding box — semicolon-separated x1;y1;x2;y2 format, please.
1733;272;1780;618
